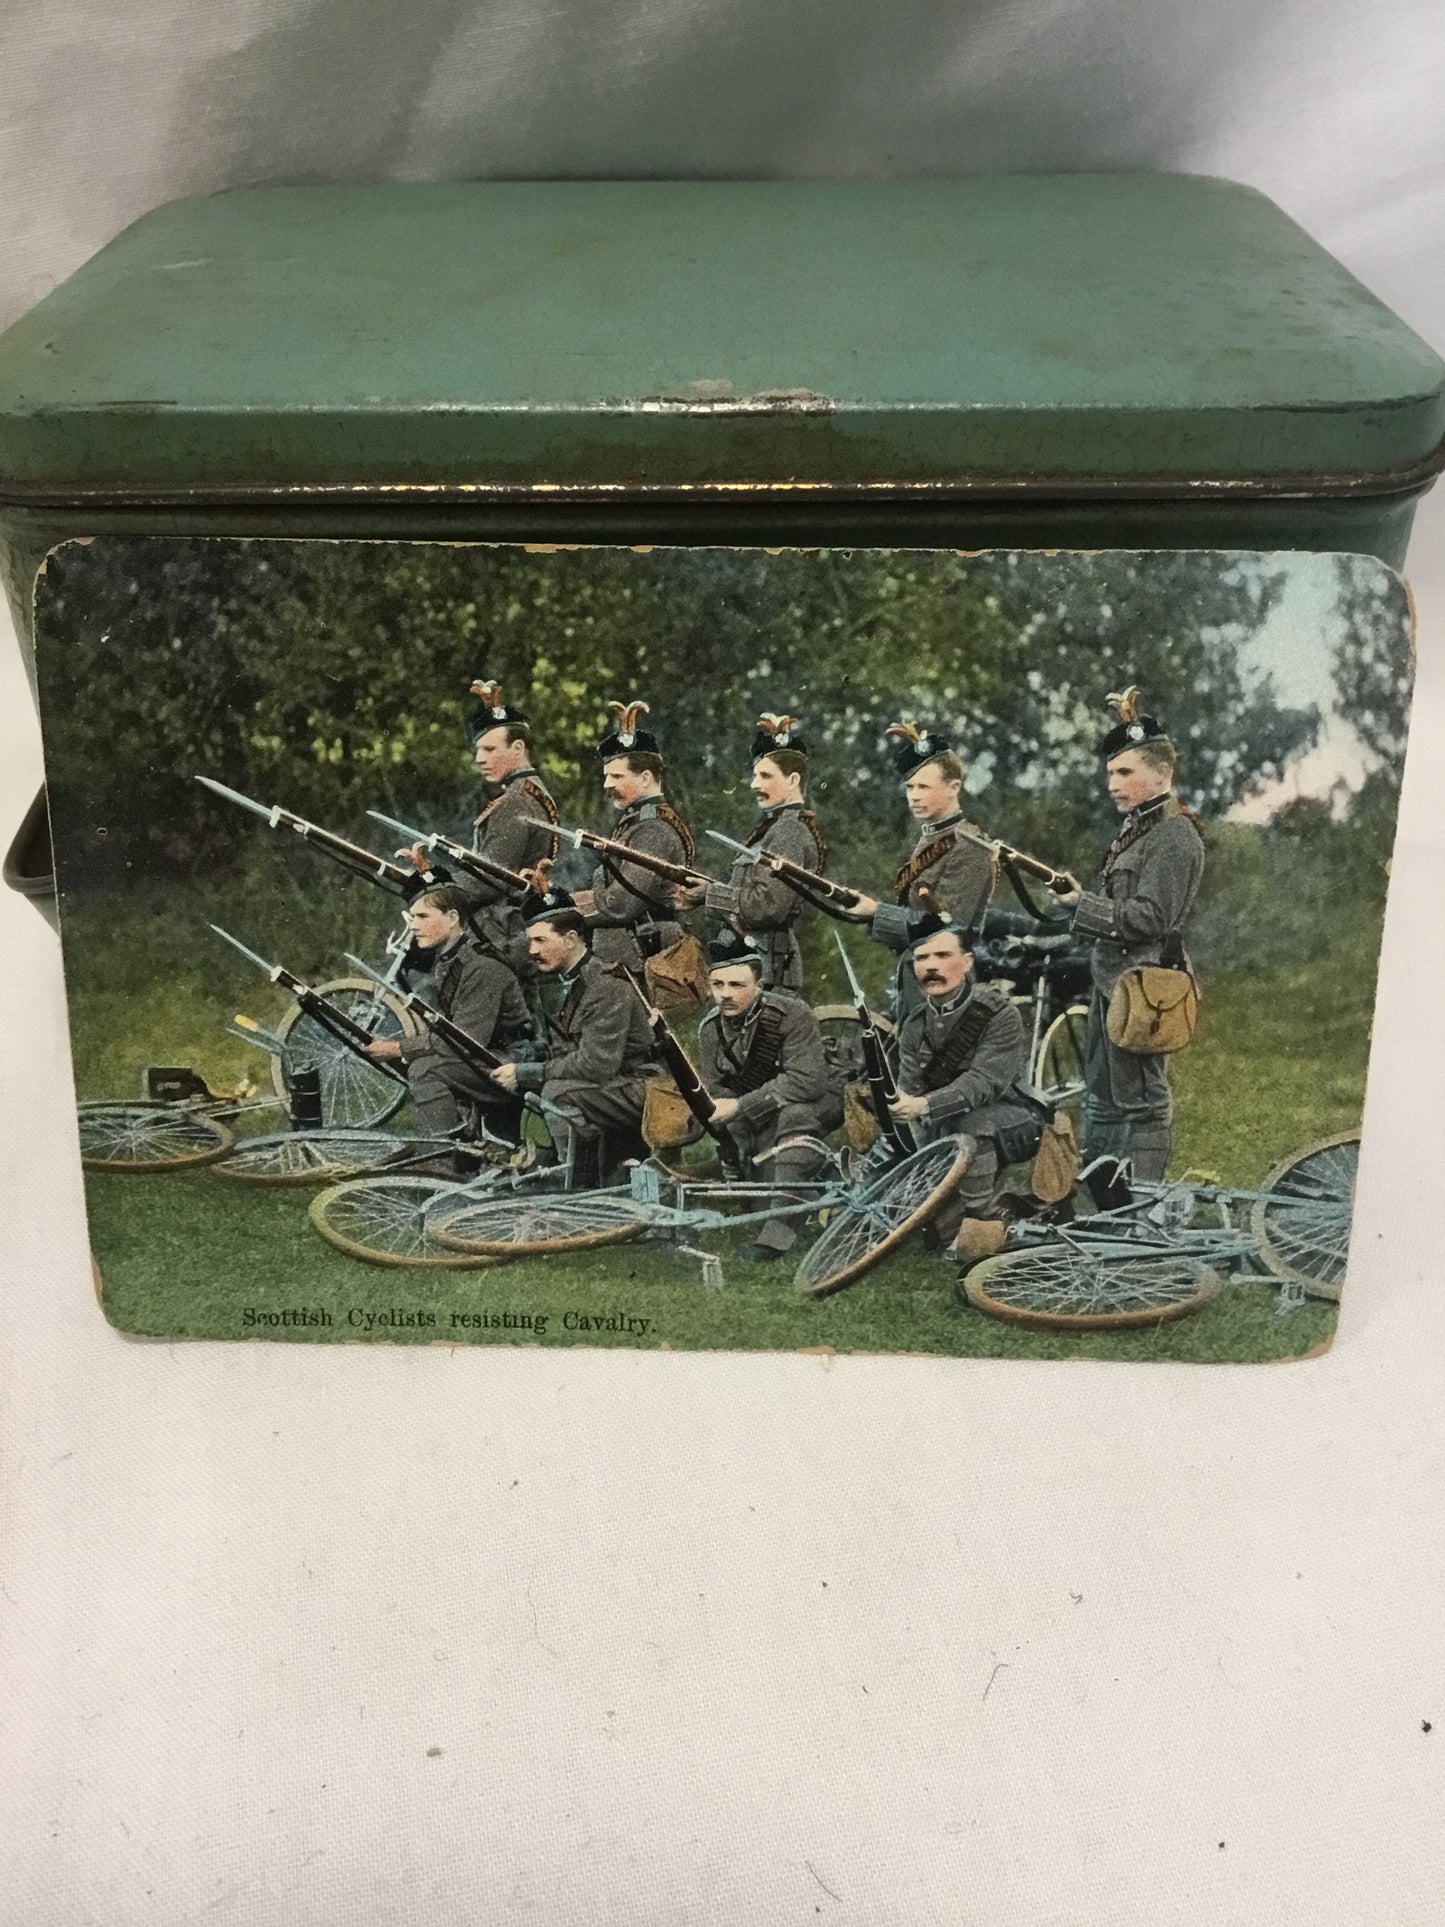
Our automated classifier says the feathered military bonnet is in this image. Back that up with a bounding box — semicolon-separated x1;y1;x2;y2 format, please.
750;711;808;762
596;699;661;761
706;927;766;971
517;860;582;929
466;676;530;743
1096;686;1168;760
885;719;953;776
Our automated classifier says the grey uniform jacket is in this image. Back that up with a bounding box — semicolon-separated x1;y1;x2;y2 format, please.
396;937;533;1069
586;795;689;974
704;801;826;993
897;981;1036;1136
871;813;997;952
1070;796;1205;996
515;954;658;1098
454;766;559;974
696;991;831;1129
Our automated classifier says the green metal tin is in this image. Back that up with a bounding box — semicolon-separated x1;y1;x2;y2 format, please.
3;174;1443;913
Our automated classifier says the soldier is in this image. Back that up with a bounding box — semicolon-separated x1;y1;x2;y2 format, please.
696;929;841;1262
363;883;534;1153
683;712;827;996
489;869;659;1184
848;721;997;1016
405;675;559;978
1054;688;1205;1181
570;699;694;974
889;913;1046;1250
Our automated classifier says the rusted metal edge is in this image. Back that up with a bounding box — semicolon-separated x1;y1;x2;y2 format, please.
1;446;1443;512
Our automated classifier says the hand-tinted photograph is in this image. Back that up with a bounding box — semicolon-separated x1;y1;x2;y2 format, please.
34;539;1411;1360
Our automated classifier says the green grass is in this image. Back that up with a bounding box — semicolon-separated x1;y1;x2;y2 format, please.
62;883;1375;1363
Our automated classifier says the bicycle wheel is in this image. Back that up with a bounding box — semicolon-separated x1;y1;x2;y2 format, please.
270;978;416;1130
1252;1131;1359;1302
78;1100;236;1173
1037;1003;1089;1126
214;1129;423;1186
432;1191;655;1257
309;1176;496;1269
963;1244;1220;1330
794;1134;974;1299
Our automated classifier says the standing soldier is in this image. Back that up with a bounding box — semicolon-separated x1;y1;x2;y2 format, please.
570;699;694;974
489;868;659;1184
363;883;534;1156
684;712;827;997
695;929;841;1262
848;721;997;1016
1055;688;1205;1181
406;675;559;978
888;913;1045;1252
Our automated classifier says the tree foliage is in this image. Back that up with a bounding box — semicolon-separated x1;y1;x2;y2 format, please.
37;538;1320;895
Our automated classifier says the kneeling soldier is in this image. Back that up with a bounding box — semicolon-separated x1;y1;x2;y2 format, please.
696;929;841;1262
1054;688;1205;1181
891;914;1045;1246
364;884;533;1148
490;871;659;1183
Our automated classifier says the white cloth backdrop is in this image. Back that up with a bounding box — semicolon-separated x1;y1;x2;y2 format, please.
2;5;1444;1921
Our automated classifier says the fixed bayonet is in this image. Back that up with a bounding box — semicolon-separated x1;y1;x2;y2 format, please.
344;951;506;1072
370;809;531;897
833;932;915;1159
708;827;868;921
197;776;410;892
208;926;406;1083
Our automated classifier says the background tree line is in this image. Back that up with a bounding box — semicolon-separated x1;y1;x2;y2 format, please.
34;539;1411;971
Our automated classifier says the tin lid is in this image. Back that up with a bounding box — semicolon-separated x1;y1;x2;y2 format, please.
0;175;1441;505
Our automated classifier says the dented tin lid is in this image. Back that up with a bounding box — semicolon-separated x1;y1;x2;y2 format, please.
0;175;1441;505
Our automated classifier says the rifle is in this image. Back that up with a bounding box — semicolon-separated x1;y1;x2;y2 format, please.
209;926;407;1085
706;828;869;922
833;933;915;1160
367;810;532;900
620;969;740;1168
343;952;507;1073
526;817;718;891
196;776;411;892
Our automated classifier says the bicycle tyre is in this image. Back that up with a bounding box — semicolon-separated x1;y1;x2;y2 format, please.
270;978;416;1129
794;1134;973;1299
432;1191;655;1257
309;1176;498;1269
78;1100;237;1173
1251;1131;1359;1302
963;1245;1220;1330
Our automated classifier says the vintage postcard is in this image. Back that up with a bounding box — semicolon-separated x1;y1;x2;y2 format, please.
33;540;1411;1360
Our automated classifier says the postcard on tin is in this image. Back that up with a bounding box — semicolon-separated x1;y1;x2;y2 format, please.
31;539;1410;1361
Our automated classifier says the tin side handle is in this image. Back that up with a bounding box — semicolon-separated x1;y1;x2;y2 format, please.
3;785;56;919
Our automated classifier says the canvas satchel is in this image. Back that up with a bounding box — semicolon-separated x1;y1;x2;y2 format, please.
1106;933;1200;1054
642;1077;705;1150
644;931;710;1016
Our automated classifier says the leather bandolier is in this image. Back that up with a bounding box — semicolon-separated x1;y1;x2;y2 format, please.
894;831;961;902
717;1003;788;1094
916;1000;996;1093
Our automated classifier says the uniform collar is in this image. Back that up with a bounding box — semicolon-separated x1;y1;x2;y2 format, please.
502;764;537;786
924;974;975;1018
920;809;963;835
